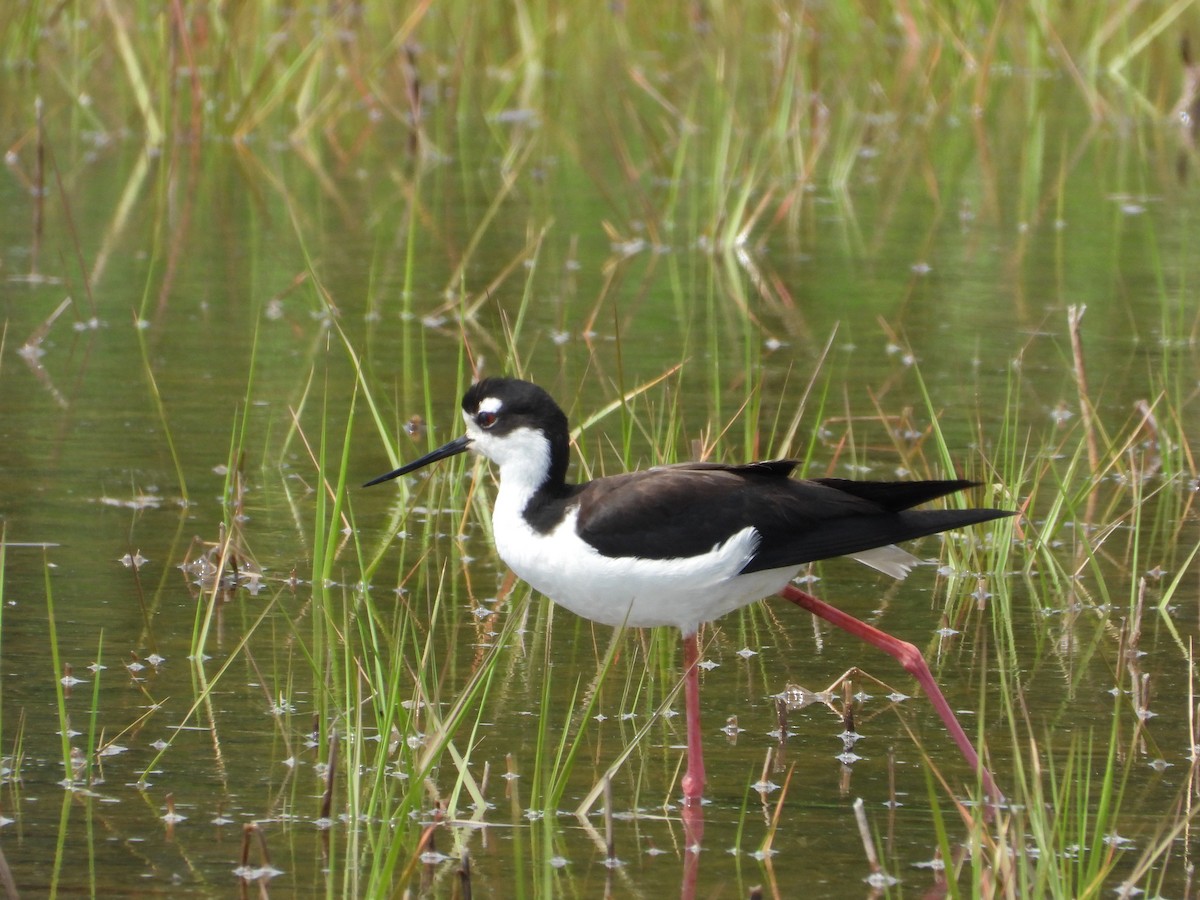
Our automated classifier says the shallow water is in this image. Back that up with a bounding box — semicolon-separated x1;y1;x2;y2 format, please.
2;9;1200;897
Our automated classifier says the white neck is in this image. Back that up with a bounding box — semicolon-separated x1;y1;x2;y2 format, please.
466;420;554;511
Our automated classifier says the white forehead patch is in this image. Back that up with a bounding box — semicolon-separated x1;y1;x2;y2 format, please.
478;396;503;415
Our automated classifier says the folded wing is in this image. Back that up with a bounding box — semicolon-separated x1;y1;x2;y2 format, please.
574;462;1011;574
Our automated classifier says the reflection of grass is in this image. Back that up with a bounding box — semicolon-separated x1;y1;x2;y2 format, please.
9;2;1196;258
5;1;1200;896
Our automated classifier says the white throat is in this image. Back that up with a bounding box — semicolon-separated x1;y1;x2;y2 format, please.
465;415;555;507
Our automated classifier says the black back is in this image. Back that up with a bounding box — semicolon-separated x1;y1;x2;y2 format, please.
571;462;1010;573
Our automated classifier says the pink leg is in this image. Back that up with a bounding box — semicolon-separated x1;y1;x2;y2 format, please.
780;584;1002;803
680;630;706;806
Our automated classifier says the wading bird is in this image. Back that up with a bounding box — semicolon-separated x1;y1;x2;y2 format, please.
367;377;1010;805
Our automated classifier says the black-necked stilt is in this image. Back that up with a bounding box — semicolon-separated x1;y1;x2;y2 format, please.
366;377;1012;805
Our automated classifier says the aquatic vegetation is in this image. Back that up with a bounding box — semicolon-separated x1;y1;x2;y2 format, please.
0;1;1198;896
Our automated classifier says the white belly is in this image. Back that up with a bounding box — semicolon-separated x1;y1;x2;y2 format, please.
491;495;798;635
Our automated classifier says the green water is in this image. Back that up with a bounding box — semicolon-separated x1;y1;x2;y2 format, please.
1;6;1199;897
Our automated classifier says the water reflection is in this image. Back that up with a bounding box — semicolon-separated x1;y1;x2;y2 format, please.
1;9;1199;892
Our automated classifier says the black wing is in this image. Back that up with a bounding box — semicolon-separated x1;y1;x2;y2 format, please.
574;462;1011;573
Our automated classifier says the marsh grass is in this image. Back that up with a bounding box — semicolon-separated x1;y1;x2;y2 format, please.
5;1;1193;253
0;530;4;781
42;556;73;786
330;306;1197;895
336;320;1194;895
3;0;1200;897
928;356;1199;894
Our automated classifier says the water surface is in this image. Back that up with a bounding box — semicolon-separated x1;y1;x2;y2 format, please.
1;7;1198;896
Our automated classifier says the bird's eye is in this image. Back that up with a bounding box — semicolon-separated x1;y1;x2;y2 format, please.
477;410;498;428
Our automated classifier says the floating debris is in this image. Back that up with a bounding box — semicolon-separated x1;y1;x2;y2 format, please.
161;793;187;824
119;550;148;568
179;532;264;594
270;696;296;716
1103;832;1136;850
100;494;163;510
233;865;284;882
776;685;833;710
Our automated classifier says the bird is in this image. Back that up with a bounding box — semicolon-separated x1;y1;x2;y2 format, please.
365;377;1012;805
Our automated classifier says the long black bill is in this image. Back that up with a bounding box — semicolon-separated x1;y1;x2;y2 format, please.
363;435;473;487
